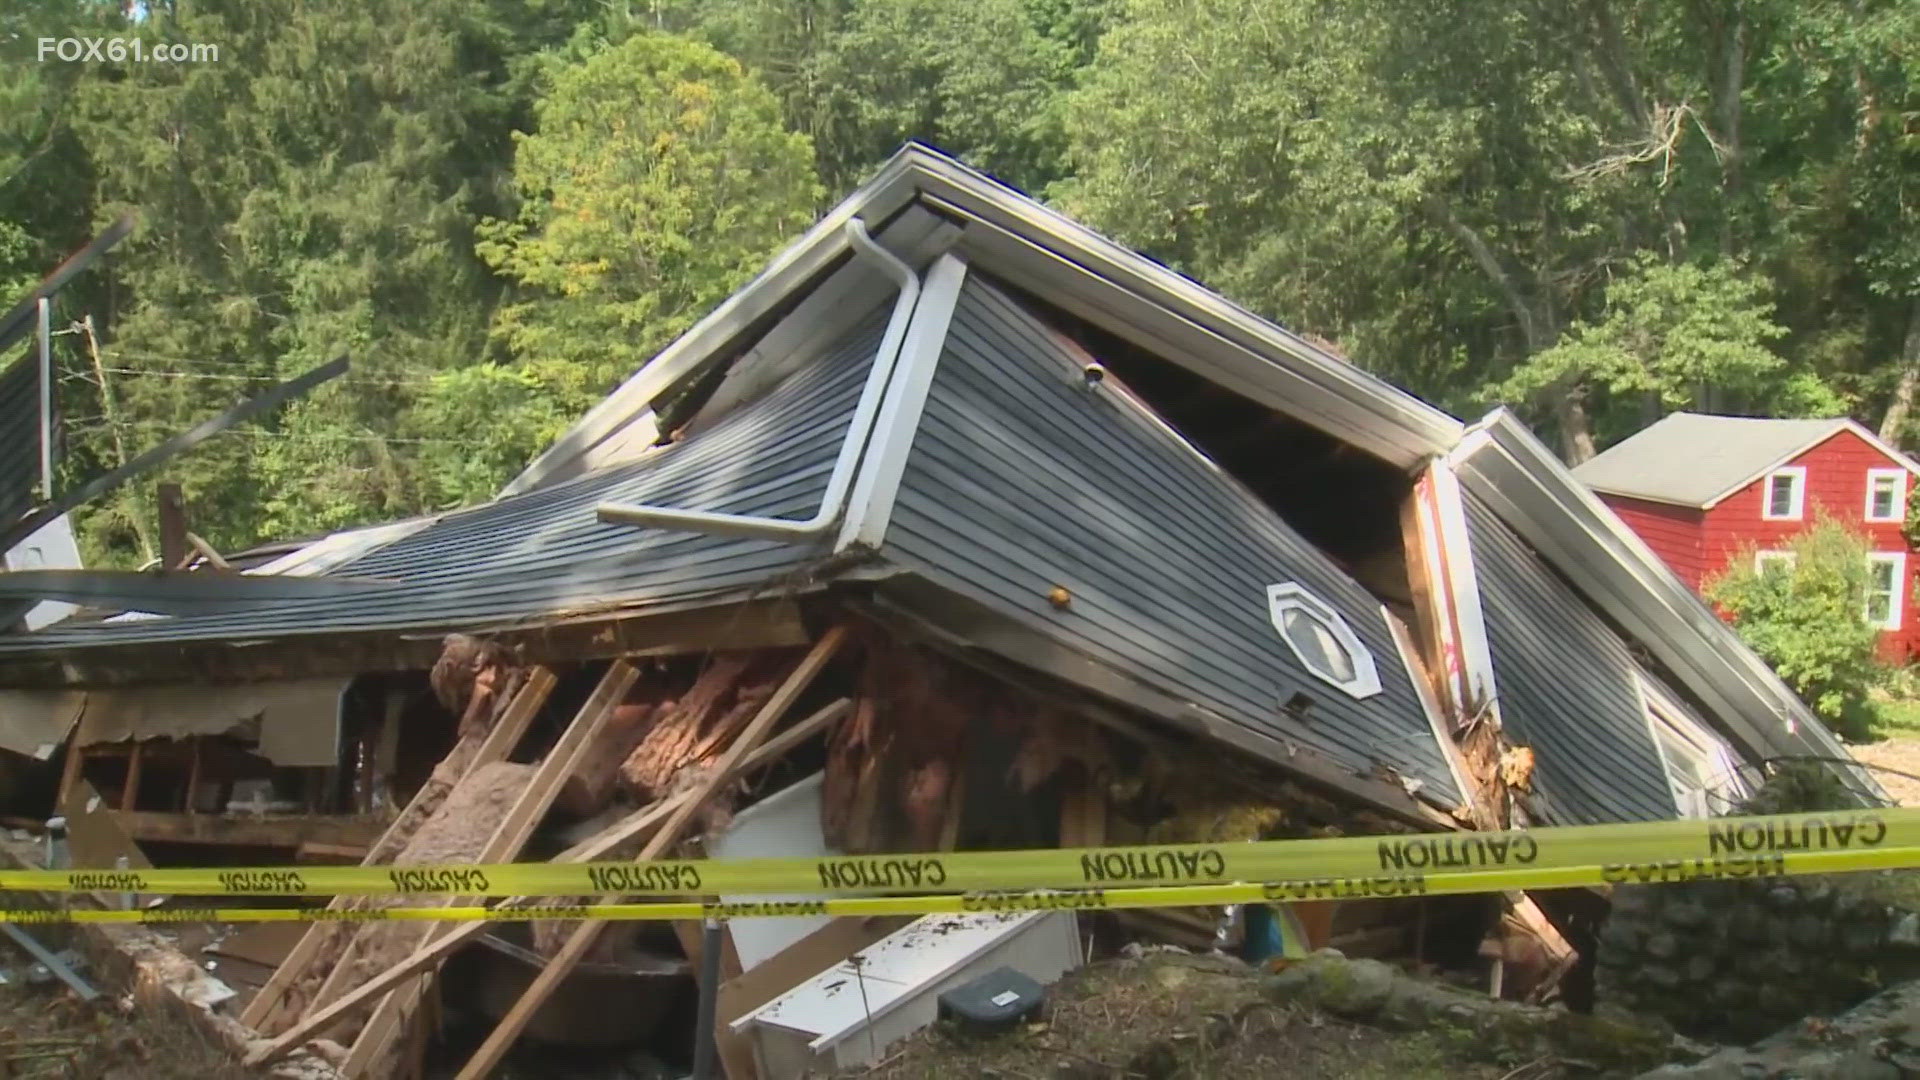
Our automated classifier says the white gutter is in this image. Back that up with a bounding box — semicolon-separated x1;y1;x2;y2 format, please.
594;218;923;542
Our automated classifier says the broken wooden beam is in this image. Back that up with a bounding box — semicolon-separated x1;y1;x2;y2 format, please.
241;665;556;1034
339;661;642;1078
115;811;382;850
245;693;852;1069
453;626;849;1080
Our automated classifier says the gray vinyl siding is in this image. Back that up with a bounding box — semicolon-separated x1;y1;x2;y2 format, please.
880;278;1459;801
1464;491;1677;823
0;355;44;528
0;307;889;651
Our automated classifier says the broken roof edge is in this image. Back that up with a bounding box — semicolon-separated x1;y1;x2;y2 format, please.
0;594;816;688
505;143;1465;499
1453;409;1884;805
857;576;1459;831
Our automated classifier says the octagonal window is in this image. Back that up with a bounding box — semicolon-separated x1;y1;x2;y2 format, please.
1265;582;1382;699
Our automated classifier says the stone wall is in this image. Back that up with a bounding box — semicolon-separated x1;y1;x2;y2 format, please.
1596;876;1920;1044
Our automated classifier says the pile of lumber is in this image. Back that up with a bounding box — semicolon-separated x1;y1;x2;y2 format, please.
242;627;852;1080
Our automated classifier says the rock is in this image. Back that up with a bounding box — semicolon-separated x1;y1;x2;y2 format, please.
1844;924;1887;956
1890;913;1920;949
1666;899;1710;930
1643;965;1682;990
1262;955;1397;1020
1684;955;1717;984
1645;932;1680;960
1792;914;1831;949
1766;885;1802;912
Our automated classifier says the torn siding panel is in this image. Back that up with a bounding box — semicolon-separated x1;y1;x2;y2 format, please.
880;278;1460;803
79;679;345;767
0;308;890;651
1462;491;1676;823
0;688;84;758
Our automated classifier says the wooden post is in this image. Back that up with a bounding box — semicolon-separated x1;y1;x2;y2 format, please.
245;697;851;1068
55;745;86;819
183;739;203;813
452;628;848;1080
119;742;143;811
157;483;188;570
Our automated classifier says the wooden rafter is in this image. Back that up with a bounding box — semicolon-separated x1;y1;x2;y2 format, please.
245;694;853;1068
241;666;557;1033
338;661;641;1077
452;626;849;1079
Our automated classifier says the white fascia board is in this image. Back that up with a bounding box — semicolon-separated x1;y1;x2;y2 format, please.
502;157;927;497
1687;417;1920;512
836;253;971;552
1419;455;1501;721
1455;410;1879;800
1843;418;1920;478
909;164;1463;466
514;143;1464;495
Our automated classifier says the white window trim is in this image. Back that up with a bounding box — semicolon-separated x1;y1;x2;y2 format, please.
1865;467;1908;523
1865;551;1906;631
1265;583;1382;699
1752;550;1796;575
1637;676;1749;819
1761;466;1806;521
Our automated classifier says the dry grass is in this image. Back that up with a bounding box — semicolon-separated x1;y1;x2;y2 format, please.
1848;734;1920;806
854;955;1507;1080
0;981;249;1080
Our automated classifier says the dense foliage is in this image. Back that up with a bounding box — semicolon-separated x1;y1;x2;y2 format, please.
1705;519;1889;740
6;0;1920;573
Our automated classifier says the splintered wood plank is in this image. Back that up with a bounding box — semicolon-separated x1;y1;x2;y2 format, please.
244;696;851;1069
452;627;849;1080
299;665;618;1040
241;666;556;1033
339;661;640;1078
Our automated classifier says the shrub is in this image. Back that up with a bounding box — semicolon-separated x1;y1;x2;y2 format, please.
1704;516;1887;741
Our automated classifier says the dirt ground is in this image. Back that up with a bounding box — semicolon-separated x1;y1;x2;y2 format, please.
0;980;248;1080
1849;735;1920;806
855;954;1514;1080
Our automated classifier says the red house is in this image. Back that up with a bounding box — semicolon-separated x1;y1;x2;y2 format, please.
1573;412;1920;661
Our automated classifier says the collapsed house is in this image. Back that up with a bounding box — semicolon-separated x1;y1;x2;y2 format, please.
0;145;1881;1078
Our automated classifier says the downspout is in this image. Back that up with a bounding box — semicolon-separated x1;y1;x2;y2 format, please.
595;218;922;541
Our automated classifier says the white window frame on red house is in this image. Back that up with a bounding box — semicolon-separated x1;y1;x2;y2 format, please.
1753;550;1796;575
1865;551;1907;631
1762;466;1806;521
1865;467;1908;523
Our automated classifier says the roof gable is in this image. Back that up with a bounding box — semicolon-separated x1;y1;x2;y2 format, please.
505;143;1463;497
1572;411;1920;509
875;272;1461;805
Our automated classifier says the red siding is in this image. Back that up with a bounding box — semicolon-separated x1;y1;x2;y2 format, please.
1602;495;1707;588
1698;429;1919;662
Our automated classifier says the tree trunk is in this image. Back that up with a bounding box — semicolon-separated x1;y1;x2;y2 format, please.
1878;298;1920;447
1557;393;1598;464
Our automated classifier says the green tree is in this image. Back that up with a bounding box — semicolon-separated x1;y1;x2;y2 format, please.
1059;0;1872;459
1704;518;1888;740
1491;254;1844;443
477;32;820;418
53;0;594;557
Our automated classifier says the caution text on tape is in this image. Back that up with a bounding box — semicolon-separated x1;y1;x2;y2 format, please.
0;809;1914;900
2;845;1917;925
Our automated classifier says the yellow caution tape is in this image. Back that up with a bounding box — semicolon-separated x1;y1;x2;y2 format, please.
2;845;1917;925
0;808;1913;900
